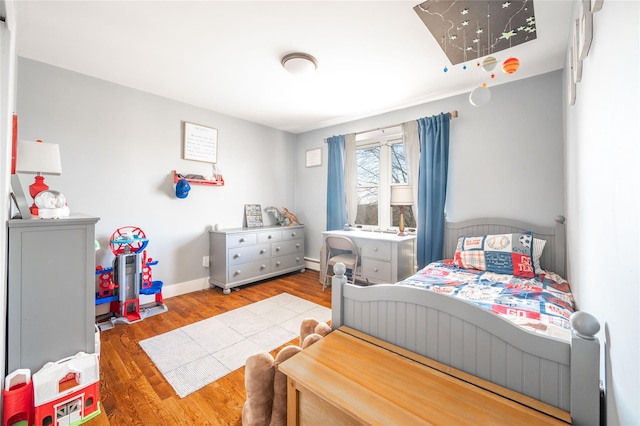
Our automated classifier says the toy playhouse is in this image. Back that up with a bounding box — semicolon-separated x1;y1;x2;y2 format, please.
3;352;100;426
95;226;167;329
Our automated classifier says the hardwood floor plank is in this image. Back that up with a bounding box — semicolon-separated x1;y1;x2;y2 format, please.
87;270;329;425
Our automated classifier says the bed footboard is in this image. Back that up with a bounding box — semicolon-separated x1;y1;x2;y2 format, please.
331;267;600;425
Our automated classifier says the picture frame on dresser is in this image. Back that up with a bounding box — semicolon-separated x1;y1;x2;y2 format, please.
10;174;32;219
244;204;263;228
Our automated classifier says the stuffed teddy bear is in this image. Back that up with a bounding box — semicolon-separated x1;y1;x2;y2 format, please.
242;318;332;426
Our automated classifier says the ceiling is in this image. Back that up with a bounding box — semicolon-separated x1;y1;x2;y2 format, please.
14;1;572;134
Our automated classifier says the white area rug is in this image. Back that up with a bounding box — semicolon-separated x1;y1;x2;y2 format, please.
139;293;331;398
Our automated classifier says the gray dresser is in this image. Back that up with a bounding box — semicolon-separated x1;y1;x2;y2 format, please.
7;214;99;374
209;225;305;294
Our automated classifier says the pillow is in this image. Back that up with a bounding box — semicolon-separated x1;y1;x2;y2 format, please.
532;237;546;274
511;234;547;274
454;232;537;278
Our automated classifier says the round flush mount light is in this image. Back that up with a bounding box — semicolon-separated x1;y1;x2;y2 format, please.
281;52;318;75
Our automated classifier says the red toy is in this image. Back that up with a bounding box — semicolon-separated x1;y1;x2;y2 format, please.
32;353;101;425
95;226;167;329
2;369;33;426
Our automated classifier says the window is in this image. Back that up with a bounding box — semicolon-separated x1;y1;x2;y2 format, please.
354;128;416;230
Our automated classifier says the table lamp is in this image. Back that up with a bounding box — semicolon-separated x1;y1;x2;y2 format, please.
16;140;62;216
390;185;413;236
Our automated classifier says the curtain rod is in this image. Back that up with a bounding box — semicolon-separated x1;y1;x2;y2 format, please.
324;110;458;142
356;110;458;135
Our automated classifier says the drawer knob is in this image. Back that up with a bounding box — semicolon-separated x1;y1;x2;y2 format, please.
374;267;379;272
239;238;245;243
291;232;296;237
234;253;241;259
268;235;272;239
234;270;241;276
373;247;378;251
296;257;300;262
260;249;266;254
295;244;300;248
275;261;281;266
261;264;266;270
276;247;281;251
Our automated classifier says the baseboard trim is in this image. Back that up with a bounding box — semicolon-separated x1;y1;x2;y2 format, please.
305;259;320;272
162;277;210;299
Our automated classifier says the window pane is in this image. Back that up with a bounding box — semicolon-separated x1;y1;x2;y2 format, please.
391;205;416;228
391;143;408;184
357;147;380;186
356;188;378;226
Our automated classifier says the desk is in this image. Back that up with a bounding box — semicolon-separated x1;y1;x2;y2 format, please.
279;327;570;426
322;230;416;284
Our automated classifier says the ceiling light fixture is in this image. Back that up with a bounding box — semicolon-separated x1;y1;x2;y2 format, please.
281;52;318;75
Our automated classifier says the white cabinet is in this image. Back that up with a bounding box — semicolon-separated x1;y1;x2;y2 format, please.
210;225;305;294
322;230;416;284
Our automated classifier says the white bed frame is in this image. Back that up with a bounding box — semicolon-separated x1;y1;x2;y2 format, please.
331;216;600;425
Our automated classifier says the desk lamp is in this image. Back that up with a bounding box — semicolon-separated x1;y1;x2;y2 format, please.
16;140;62;216
390;185;413;236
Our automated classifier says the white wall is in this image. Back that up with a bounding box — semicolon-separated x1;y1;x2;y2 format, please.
564;1;639;425
296;71;566;265
16;58;297;291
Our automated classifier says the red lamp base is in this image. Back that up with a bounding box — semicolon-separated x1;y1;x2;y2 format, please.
29;175;49;216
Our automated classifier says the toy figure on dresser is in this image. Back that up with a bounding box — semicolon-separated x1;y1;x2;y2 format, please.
282;207;303;226
265;207;287;226
94;226;167;330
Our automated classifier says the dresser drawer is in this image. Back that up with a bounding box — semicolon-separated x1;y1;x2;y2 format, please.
257;230;281;243
228;260;270;283
362;240;391;261
362;258;391;282
228;243;271;265
282;228;303;241
226;233;257;248
271;239;303;257
272;253;305;272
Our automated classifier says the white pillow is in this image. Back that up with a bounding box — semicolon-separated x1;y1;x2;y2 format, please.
532;238;546;274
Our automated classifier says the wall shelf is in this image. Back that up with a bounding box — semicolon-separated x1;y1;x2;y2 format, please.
173;170;224;186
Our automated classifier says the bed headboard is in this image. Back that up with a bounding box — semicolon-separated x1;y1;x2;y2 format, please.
443;216;566;277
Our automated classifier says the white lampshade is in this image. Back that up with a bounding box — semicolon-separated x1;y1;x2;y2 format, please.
16;140;62;175
390;185;413;205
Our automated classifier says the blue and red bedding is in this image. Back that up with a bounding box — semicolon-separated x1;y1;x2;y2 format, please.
396;260;575;341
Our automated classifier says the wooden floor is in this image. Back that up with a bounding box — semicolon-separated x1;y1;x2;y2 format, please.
87;270;330;426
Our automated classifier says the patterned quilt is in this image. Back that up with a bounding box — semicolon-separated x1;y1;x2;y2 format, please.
396;260;575;341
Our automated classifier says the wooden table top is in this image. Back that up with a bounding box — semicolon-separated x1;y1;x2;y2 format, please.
279;327;570;426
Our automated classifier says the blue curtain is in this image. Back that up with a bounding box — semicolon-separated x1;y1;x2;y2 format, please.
417;113;450;269
326;135;348;231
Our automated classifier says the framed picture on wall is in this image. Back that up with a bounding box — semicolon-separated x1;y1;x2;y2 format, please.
591;0;603;13
578;0;593;60
183;121;218;163
305;148;322;167
568;47;577;106
573;19;583;83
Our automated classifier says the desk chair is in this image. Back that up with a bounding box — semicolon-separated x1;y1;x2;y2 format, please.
323;235;359;291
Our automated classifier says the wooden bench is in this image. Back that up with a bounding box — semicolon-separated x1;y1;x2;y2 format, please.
279;327;570;425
